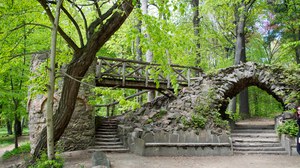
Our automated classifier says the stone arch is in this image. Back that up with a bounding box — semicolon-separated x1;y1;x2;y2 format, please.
207;62;297;117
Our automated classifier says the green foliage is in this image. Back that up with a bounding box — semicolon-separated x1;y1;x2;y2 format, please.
248;86;283;118
190;114;207;129
91;88;141;116
2;143;30;160
154;108;167;119
225;110;241;121
276;120;298;137
29;151;64;168
0;127;29;147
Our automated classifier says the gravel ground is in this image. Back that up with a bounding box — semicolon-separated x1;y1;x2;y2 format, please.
106;153;300;168
2;148;300;168
63;151;300;168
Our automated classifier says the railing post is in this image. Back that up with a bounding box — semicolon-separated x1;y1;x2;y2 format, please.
122;62;126;86
187;68;191;87
145;66;149;87
167;74;170;88
106;106;109;117
96;59;102;78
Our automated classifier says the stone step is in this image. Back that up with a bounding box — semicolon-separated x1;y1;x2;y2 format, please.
232;142;282;148
233;146;286;151
100;122;118;126
95;131;117;135
234;124;274;130
95;141;123;145
231;133;277;138
93;145;126;149
95;137;120;142
232;138;279;143
96;128;117;132
99;126;118;129
232;129;276;134
99;123;118;126
95;134;118;138
91;148;129;153
234;150;288;155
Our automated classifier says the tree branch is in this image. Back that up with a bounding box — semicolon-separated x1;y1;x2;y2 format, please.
61;5;84;47
94;0;102;18
37;0;79;51
66;0;88;41
87;2;119;39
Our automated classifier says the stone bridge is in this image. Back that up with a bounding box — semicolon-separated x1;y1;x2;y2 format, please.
123;62;300;132
118;62;300;156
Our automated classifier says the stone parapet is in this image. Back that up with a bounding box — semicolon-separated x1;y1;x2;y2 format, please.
280;134;297;156
126;129;233;156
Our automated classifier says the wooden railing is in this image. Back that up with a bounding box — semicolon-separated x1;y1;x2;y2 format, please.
96;56;202;90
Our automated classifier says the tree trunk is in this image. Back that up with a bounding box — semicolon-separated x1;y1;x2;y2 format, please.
14;119;22;136
234;2;250;119
33;0;133;158
239;88;250;119
192;0;201;66
228;97;237;114
135;1;143;104
6;120;13;135
14;114;19;149
141;0;155;102
296;27;300;64
46;0;63;160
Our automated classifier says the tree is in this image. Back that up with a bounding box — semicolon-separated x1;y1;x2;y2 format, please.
269;0;300;64
46;0;63;160
32;0;134;157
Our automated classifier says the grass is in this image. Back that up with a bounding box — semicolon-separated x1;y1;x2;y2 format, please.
0;127;29;148
1;143;31;160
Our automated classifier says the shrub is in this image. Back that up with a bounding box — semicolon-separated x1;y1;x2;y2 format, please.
2;143;31;160
29;151;64;168
276;120;298;137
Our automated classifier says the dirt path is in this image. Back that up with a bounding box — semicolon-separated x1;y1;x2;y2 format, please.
0;136;30;168
2;147;300;168
106;153;300;168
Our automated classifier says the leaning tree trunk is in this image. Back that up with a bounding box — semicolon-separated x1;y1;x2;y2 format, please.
33;0;134;158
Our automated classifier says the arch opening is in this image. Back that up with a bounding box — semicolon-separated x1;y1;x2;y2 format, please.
218;75;286;119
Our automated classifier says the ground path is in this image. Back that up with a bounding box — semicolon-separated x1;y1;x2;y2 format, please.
63;150;300;168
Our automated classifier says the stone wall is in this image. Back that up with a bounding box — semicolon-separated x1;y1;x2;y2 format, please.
28;53;95;153
118;126;232;156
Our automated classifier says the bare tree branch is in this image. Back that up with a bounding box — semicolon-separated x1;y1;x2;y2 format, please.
9;22;51;32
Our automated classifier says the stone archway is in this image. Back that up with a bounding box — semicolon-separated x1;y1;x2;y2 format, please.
204;62;299;117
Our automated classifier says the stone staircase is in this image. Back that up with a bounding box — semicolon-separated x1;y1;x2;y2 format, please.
90;118;128;152
231;122;288;155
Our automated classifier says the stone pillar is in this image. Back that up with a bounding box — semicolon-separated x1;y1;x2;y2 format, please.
28;53;95;153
